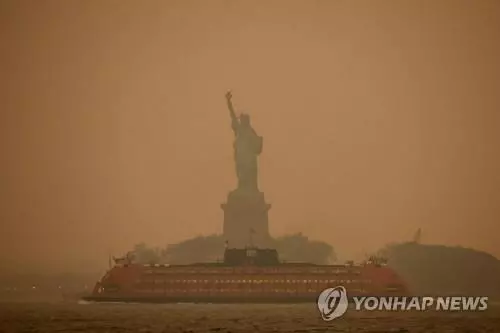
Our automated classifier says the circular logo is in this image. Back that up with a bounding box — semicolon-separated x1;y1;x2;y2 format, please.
317;286;349;321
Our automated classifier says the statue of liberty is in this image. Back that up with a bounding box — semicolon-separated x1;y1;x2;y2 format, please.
225;91;263;192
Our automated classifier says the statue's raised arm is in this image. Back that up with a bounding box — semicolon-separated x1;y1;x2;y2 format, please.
226;91;239;134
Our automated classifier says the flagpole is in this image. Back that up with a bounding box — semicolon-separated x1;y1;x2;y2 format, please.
249;228;255;248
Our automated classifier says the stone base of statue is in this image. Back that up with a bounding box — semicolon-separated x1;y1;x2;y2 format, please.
221;188;272;248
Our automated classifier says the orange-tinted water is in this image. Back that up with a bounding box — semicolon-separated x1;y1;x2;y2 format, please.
0;301;499;332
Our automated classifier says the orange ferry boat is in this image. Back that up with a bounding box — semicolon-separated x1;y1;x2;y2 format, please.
83;246;409;303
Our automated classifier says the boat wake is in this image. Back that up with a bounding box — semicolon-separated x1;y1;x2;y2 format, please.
77;300;93;305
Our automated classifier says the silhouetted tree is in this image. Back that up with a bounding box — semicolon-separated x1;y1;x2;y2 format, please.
272;233;335;264
132;242;161;264
379;242;500;297
129;233;334;265
162;235;225;264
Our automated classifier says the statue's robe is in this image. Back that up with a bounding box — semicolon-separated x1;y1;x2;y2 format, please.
233;124;262;191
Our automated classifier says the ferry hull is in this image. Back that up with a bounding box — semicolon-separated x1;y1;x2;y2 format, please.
85;248;409;304
82;294;410;304
83;267;408;304
82;295;320;303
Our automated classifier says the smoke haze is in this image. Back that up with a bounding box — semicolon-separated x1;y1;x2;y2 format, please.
1;0;499;273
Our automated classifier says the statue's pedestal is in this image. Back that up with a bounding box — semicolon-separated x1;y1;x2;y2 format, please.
221;189;271;248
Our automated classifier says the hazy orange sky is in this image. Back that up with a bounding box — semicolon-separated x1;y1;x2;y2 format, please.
1;0;499;274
